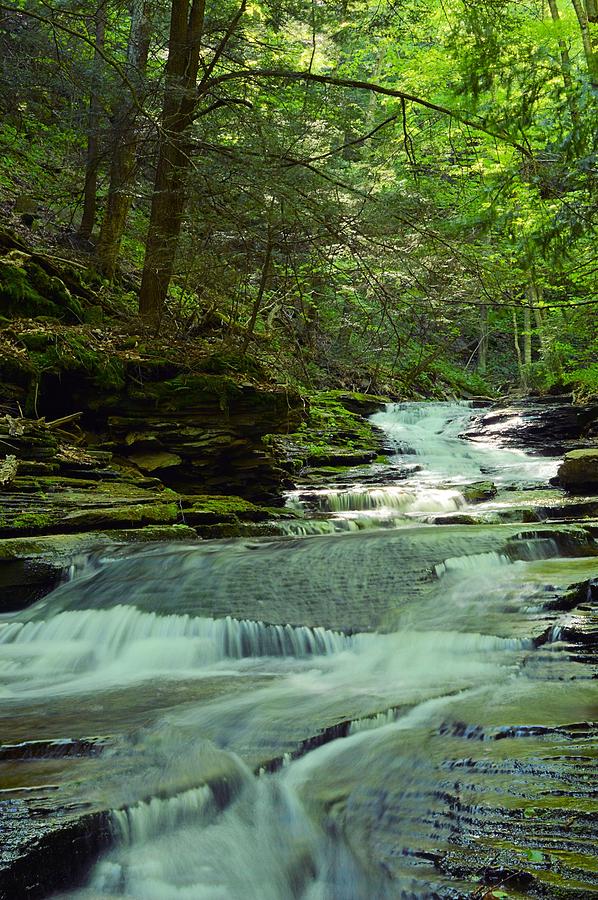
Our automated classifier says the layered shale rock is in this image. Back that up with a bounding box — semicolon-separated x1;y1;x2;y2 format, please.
464;398;598;456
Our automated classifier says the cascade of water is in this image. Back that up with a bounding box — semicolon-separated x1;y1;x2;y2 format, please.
434;550;510;579
8;402;594;900
370;401;559;485
112;784;215;845
0;606;352;688
312;486;465;514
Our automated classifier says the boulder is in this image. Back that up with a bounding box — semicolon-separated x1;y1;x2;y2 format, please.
557;449;598;494
462;481;497;503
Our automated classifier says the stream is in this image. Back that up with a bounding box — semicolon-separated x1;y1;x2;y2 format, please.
1;402;596;899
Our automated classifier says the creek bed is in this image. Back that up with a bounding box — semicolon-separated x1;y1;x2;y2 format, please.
1;401;597;899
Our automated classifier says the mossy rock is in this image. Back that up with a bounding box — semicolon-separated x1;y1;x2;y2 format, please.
0;258;83;322
270;390;385;471
103;524;198;542
128;450;183;472
557;449;598;495
180;494;274;525
30;333;126;391
61;502;180;530
131;373;241;410
200;350;267;380
462;481;498;503
315;390;389;416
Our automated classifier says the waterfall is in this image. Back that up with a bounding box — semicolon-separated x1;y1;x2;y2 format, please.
434;550;510;578
370;401;559;485
112;785;215;845
5;402;595;900
0;606;352;687
312;486;465;514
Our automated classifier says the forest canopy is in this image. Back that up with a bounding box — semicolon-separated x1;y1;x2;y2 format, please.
1;0;596;397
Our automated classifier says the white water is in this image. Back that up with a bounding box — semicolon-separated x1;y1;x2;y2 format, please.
288;401;559;531
5;401;594;900
0;607;351;694
371;401;559;485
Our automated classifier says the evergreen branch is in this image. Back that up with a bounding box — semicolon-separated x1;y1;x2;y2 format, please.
204;69;534;157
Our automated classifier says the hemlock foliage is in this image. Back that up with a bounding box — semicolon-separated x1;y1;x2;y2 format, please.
0;0;596;396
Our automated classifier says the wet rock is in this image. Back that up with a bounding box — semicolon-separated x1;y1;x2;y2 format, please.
557;449;598;494
465;400;598;456
0;526;198;612
268;390;387;473
462;481;497;502
0;807;112;900
504;526;598;561
432;514;480;525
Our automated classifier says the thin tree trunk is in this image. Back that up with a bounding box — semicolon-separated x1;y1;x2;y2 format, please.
241;238;273;353
523;303;532;369
97;0;153;278
478;303;488;375
78;2;106;239
528;278;550;357
548;0;580;122
512;309;525;388
570;0;598;85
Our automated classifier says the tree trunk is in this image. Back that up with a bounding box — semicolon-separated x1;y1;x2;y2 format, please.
527;278;550;358
478;303;488;375
512;309;525;388
138;0;207;321
523;303;532;369
78;3;106;240
548;0;579;122
139;0;247;321
570;0;598;85
97;0;153;278
241;238;273;353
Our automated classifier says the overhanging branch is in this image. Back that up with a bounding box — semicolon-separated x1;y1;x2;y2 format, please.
204;69;533;157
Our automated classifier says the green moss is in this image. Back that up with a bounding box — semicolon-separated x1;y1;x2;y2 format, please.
462;481;498;503
103;524;198;542
200;350;266;380
130;373;241;411
4;510;57;532
0;259;83;322
63;502;180;529
270;390;384;470
29;332;126;390
183;495;260;515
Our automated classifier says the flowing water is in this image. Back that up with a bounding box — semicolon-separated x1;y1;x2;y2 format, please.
285;402;560;533
1;403;596;899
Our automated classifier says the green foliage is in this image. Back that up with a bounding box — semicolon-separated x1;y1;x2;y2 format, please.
0;0;595;395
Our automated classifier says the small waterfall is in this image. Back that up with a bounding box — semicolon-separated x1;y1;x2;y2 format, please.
0;606;352;684
370;401;476;466
112;784;215;845
506;535;560;561
276;518;362;536
316;486;465;514
370;401;559;485
434;551;510;579
348;707;402;734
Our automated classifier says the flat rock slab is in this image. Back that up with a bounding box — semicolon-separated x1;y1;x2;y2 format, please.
35;523;596;633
